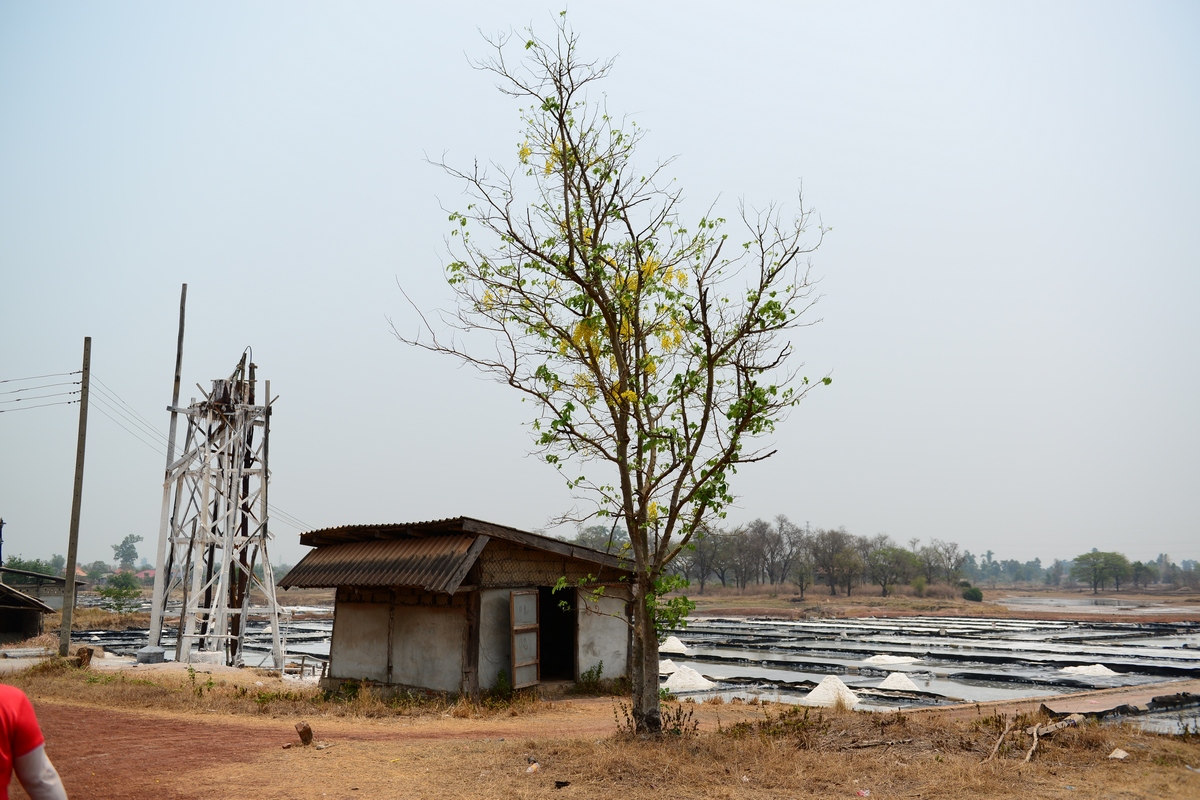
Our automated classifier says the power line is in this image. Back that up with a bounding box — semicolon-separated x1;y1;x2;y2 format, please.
268;505;313;531
0;399;79;414
89;398;169;456
0;380;80;396
0;391;81;407
0;370;80;385
91;375;171;442
89;382;171;447
84;377;314;532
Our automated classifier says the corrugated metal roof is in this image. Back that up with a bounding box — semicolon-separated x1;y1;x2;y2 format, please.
296;516;629;571
279;534;486;593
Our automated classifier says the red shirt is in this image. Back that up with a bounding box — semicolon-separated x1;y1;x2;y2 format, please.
0;685;45;800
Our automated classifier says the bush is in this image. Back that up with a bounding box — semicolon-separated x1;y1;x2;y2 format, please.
98;571;142;613
911;577;927;597
962;586;984;602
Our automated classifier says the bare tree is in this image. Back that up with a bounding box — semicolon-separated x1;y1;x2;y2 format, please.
788;529;815;599
862;534;917;597
689;525;726;594
396;16;828;733
730;527;760;591
931;539;965;584
772;515;804;588
812;527;854;596
917;544;940;584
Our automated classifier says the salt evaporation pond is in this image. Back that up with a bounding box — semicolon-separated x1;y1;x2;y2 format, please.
657;615;1200;712
81;609;1200;724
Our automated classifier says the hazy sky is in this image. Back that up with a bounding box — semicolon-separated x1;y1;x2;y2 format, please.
1;1;1197;570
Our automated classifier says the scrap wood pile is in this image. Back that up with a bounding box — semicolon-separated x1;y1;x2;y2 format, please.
982;713;1087;764
720;704;1127;764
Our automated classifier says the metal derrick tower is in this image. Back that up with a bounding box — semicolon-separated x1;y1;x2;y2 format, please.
146;354;283;668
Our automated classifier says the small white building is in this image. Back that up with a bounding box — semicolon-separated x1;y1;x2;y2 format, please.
280;517;632;696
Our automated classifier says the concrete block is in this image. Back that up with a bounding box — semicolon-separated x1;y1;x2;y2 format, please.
136;646;166;664
190;650;224;665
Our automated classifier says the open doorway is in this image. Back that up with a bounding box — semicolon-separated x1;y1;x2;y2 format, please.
538;585;576;680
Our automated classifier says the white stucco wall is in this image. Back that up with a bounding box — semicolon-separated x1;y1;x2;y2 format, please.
478;588;512;690
577;591;629;680
390;604;466;693
329;602;389;682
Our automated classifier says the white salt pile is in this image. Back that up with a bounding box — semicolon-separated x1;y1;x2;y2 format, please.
658;659;678;675
1061;664;1118;677
659;635;689;654
878;672;921;692
663;665;715;691
862;654;918;665
802;675;859;708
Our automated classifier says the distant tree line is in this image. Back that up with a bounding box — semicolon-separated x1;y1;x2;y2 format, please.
962;548;1196;593
571;519;975;598
567;522;1200;596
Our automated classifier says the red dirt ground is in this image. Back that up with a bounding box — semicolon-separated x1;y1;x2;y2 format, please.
11;697;621;799
11;702;282;799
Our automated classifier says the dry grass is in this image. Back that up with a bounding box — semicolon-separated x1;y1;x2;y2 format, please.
689;586;1004;619
685;584;1200;622
44;606;151;631
7;659;549;720
173;702;1200;799
12;662;1199;799
1;632;60;651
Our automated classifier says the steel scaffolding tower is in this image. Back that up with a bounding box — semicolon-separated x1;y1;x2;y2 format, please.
146;354;283;668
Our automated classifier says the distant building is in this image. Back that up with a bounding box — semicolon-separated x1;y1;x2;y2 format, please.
0;583;53;642
281;517;632;696
0;567;87;610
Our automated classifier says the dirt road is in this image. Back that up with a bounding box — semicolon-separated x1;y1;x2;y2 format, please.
15;696;633;799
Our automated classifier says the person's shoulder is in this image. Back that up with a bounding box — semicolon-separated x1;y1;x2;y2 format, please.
0;684;30;705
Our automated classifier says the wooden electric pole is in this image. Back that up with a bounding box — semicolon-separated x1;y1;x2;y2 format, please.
147;284;187;655
59;337;90;657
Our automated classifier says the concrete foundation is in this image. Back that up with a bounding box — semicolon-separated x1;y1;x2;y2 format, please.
136;646;165;664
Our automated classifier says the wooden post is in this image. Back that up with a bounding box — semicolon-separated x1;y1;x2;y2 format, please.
148;285;187;649
59;337;90;657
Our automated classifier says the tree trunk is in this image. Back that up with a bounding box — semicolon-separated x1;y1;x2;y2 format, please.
630;576;661;734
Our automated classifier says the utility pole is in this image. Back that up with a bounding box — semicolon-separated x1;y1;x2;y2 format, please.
59;337;90;657
145;285;187;658
0;518;5;567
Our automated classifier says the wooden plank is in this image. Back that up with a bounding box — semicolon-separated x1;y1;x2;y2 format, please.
438;535;490;594
463;519;628;570
511;590;540;689
463;590;481;699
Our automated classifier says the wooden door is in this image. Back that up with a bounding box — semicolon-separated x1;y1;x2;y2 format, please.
510;589;539;689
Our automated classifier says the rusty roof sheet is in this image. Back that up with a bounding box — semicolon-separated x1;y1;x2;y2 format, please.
296;516;630;572
279;534;486;593
0;583;55;613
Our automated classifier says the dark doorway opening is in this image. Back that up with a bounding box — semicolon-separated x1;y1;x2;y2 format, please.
538;585;576;680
